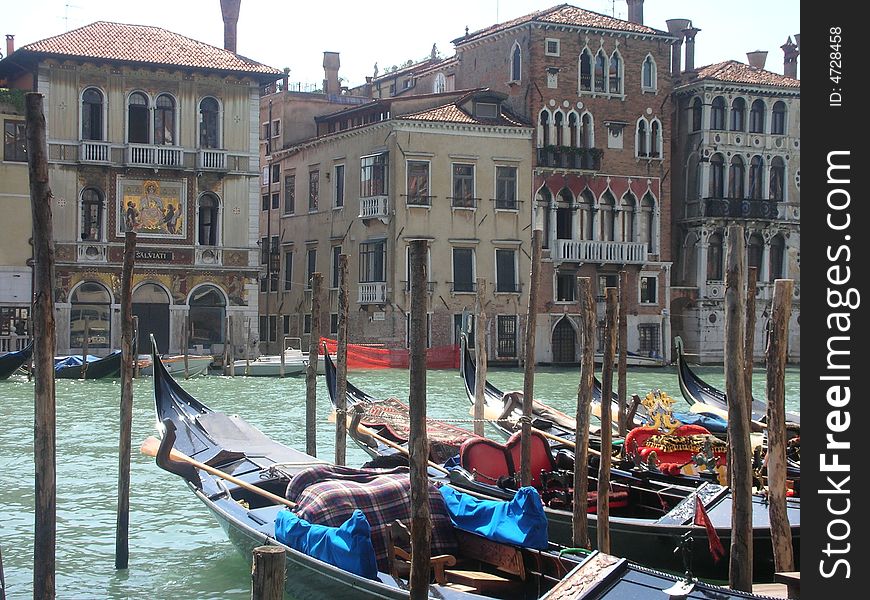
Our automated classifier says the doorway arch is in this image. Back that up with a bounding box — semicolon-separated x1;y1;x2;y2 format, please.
551;317;577;364
133;283;170;353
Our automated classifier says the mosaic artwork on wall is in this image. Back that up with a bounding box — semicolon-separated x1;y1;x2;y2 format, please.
117;178;186;238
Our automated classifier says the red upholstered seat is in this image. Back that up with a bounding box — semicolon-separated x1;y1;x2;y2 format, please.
505;430;557;489
459;437;513;484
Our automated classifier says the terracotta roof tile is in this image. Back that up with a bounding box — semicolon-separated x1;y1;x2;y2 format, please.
398;102;527;127
19;21;280;77
454;3;668;44
693;60;800;88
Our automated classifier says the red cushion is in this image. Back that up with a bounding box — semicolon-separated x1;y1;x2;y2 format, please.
459;437;512;483
505;430;557;489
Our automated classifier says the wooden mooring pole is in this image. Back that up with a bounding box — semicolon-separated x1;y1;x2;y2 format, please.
744;266;758;399
222;315;230;376
334;256;350;463
228;315;235;377
182;316;189;379
766;279;795;572
408;240;431;599
28;91;57;600
521;230;542;487
597;287;617;554
0;544;5;600
250;545;285;600
473;278;488;437
617;271;628;437
307;273;322;459
724;225;753;591
132;316;140;379
115;231;136;570
81;316;90;379
572;277;595;549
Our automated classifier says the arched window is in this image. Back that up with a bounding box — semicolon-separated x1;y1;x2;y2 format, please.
772;101;787;135
198;193;220;246
709;154;725;198
599;191;616;241
636;118;648;157
594;50;607;93
578;189;594;240
750;99;765;133
568;112;579;147
608;51;622;94
510;43;521;82
154;94;176;145
199;97;220;149
556;188;573;240
80;188;104;241
127;92;149;144
433;72;447;94
81;87;104;141
729;156;745;199
730;98;746;131
70;282;112;349
581;112;594;148
619;193;636;242
640;193;656;251
539;110;550;147
650;118;662;157
707;231;723;281
749;156;764;199
641;54;657;91
747;233;764;271
711;96;726;130
579;49;592;91
536;187;552;249
554;110;564;146
687;155;701;201
769;235;785;280
691;97;703;131
769;157;785;201
188;285;226;350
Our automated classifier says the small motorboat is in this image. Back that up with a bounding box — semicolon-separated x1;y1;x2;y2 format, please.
54;350;123;380
137;354;213;377
231;337;326;376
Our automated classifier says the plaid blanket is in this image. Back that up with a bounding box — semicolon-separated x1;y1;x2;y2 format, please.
285;465;458;570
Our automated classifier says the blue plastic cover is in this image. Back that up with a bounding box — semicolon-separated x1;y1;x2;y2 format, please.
274;508;379;579
439;485;549;549
54;355;99;369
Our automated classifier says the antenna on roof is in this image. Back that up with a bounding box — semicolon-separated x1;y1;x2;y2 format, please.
62;3;80;32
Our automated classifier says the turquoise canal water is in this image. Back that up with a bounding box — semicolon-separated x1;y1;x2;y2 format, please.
0;364;799;599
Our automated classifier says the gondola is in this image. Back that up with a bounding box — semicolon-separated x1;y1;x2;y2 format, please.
325;349;800;582
674;337;800;427
146;337;781;600
54;349;123;379
0;340;33;380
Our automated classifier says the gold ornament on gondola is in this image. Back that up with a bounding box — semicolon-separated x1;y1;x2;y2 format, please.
640;389;682;433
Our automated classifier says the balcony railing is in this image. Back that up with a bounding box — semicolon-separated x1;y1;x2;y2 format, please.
451;281;477;293
450;196;478;209
555;240;647;264
79;141;110;163
406;195;433;207
703;197;781;220
126;143;184;168
197;149;228;171
536;146;602;170
402;281;437;293
358;282;388;304
359;195;389;219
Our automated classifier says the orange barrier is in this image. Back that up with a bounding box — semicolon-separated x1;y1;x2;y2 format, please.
320;338;459;370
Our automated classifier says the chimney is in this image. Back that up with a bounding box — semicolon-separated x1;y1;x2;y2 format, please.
666;19;690;77
6;34;14;57
781;37;799;79
746;50;768;70
282;67;290;92
626;0;645;25
364;76;374;99
323;51;340;95
219;0;240;53
682;26;701;73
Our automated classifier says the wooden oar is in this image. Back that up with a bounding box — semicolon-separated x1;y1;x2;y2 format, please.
140;436;297;509
531;426;602;457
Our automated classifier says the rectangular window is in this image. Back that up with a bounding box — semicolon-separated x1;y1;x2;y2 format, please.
640;275;658;304
497;315;517;358
283;315;291;336
452;248;474;292
406;160;430;206
598;274;618;302
262;123;271;140
639;324;661;354
359;240;386;282
453;314;476;345
269;236;279;291
334;164;345;208
284;251;293;290
303;314;312;335
306;248;317;288
272;120;281;138
331;246;342;288
0;306;29;337
360;153;388;197
271;192;279;210
258;316;277;343
260;236;269;264
284;174;295;214
262;167;269;185
475;102;499;119
545;38;560;56
495;166;518;209
271;164;280;184
3;120;27;162
451;163;475;208
330;313;339;335
308;171;319;211
262;194;269;211
556;272;576;302
495;249;518;293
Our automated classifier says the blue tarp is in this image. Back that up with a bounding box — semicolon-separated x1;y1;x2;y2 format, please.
274;508;378;580
54;355;100;369
439;485;549;550
639;411;728;433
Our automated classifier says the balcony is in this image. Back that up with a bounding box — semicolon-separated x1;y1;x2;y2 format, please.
536;146;602;171
359;195;389;219
358;282;388;304
555;240;647;264
703;198;782;220
197;149;228;171
79;141;111;163
126;143;184;169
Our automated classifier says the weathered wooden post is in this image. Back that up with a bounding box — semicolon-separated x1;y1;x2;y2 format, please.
724;224;753;591
250;545;285;600
228;314;235;377
334;256;350;464
408;240;431;599
572;277;595;549
617;270;628;437
597;287;617;554
28;91;57;600
115;231;136;570
307;273;322;459
245;317;252;374
81;316;90;379
520;230;542;487
223;315;230;376
182;315;189;379
132;316;140;379
473;278;488;437
744;266;758;399
766;279;795;572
